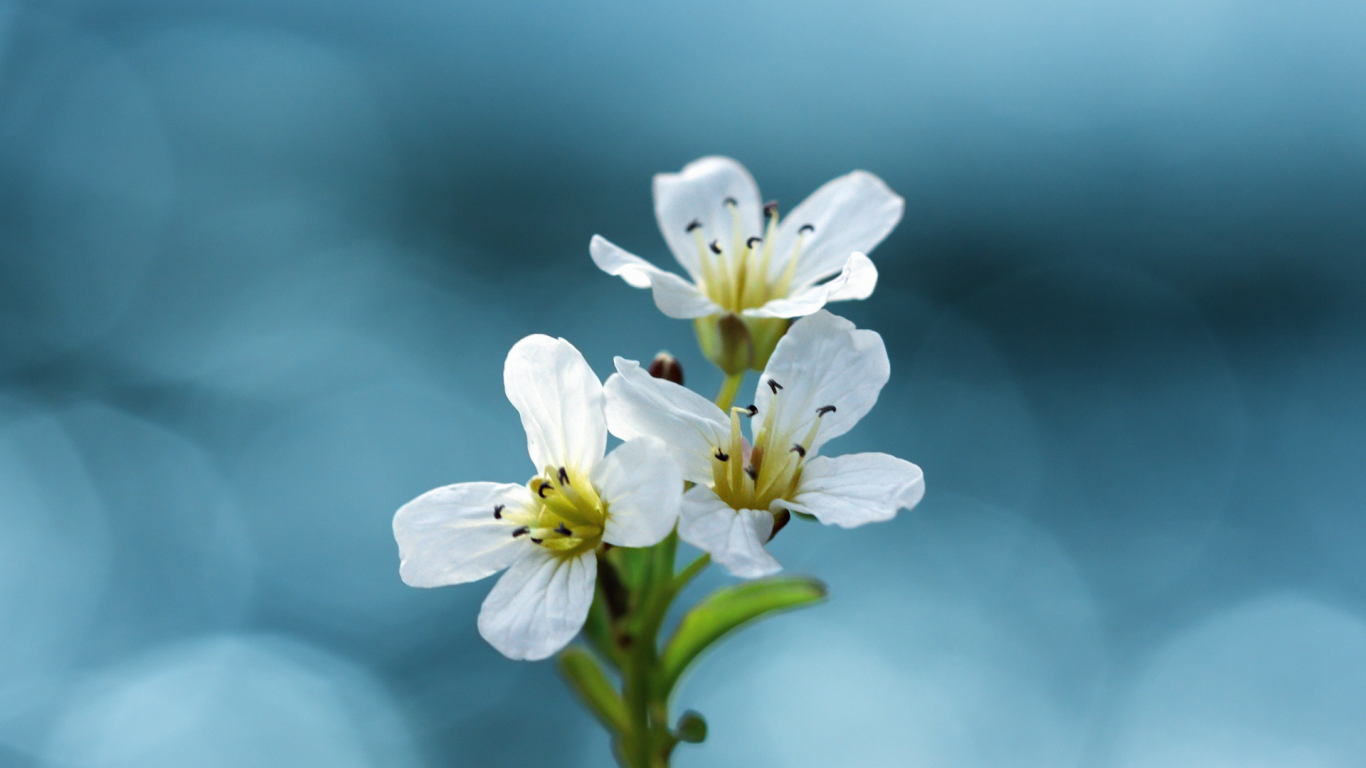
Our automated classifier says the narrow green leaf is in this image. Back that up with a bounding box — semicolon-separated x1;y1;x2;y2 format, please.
557;647;629;734
659;576;827;693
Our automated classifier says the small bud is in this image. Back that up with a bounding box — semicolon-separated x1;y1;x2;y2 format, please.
694;312;754;375
768;509;791;541
648;351;685;386
675;711;708;743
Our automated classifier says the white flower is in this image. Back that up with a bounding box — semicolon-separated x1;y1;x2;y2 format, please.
603;310;923;578
590;156;903;322
393;335;682;660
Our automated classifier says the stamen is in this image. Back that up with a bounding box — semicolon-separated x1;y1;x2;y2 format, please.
685;219;702;232
558;467;569;485
799;223;815;234
530;537;543;544
746;236;762;249
745;465;758;481
745;404;758;417
723;197;737;207
816;405;837;417
763;200;778;218
767;379;783;394
555;522;572;536
512;526;530;537
790;443;806;457
537;482;552;498
493;504;504;520
714;448;729;461
709;240;723;255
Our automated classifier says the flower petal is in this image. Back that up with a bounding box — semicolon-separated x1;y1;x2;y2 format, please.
770;170;903;289
781;453;924;528
654;156;764;281
742;252;877;319
393;482;535;587
477;548;596;660
754;310;889;453
590;235;723;319
504;334;606;474
678;484;780;579
604;357;730;484
591;436;682;547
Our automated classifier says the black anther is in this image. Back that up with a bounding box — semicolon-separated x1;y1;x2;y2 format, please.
558;467;569;485
745;404;758;417
744;465;758;481
714;448;729;461
685;219;702;232
816;405;837;417
790;443;806;457
493;504;504;520
555;522;572;536
767;379;783;394
512;526;530;537
799;223;815;234
763;200;779;217
723;196;737;207
746;236;762;249
709;240;722;254
530;538;543;544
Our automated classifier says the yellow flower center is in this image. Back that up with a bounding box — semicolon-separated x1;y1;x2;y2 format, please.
709;379;832;512
690;200;812;314
506;466;606;557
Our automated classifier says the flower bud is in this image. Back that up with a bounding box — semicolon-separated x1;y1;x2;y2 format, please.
674;711;708;743
694;312;754;375
647;351;685;386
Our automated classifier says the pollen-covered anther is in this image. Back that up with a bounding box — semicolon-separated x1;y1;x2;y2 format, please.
493;504;504;519
799;223;815;234
685;218;702;232
745;405;758;417
747;236;762;249
709;240;723;254
723;196;737;207
555;522;572;536
537;482;552;498
557;467;569;485
790;443;806;457
714;448;729;461
512;526;530;538
767;379;783;394
763;200;778;218
816;405;837;417
745;465;758;481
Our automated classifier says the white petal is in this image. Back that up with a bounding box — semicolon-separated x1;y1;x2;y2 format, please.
591;436;682;547
678;484;781;579
754;310;889;453
603;357;730;484
504;334;606;474
393;482;535;587
654;156;764;281
782;453;924;528
770;170;903;289
742;252;878;319
477;548;596;661
589;235;722;319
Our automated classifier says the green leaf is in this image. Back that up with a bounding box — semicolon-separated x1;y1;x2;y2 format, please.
557;646;628;734
659;576;827;693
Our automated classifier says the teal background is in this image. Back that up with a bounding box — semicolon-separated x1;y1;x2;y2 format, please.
3;0;1366;765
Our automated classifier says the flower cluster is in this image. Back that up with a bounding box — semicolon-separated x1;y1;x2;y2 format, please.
391;156;925;762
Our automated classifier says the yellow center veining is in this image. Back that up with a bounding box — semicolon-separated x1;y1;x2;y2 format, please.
709;382;828;513
504;466;606;557
691;201;809;314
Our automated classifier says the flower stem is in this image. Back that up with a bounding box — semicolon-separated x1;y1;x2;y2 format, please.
714;372;745;411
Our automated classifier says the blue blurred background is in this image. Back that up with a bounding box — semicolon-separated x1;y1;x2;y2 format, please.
3;0;1365;765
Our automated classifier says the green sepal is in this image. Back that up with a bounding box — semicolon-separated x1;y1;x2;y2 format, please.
558;646;629;734
659;576;827;693
674;710;708;743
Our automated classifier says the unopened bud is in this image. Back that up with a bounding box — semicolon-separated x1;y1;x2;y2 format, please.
647;351;684;385
675;711;708;743
694;312;754;375
768;509;791;542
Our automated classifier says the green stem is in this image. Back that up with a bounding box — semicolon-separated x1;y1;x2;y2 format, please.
714;372;744;411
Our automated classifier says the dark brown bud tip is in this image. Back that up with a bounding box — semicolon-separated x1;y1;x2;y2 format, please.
648;352;685;386
769;509;791;541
